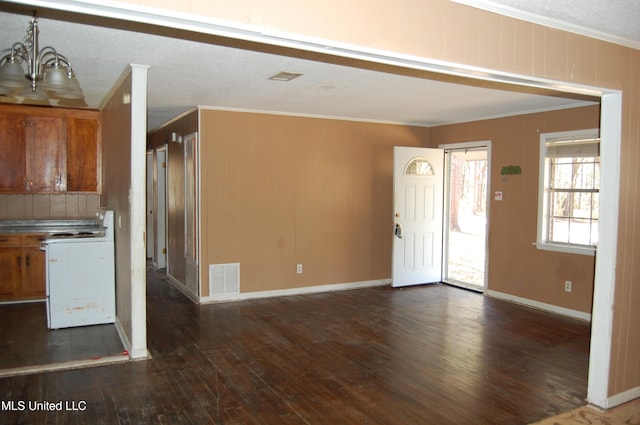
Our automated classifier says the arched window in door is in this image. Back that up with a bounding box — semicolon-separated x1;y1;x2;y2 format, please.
405;157;435;176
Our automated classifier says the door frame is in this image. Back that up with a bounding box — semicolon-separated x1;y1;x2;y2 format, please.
23;0;622;409
183;132;200;297
155;145;168;270
146;150;154;261
440;141;491;292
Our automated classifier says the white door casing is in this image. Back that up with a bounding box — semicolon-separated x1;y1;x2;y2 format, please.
184;132;199;296
155;147;167;269
146;151;154;260
441;142;490;292
392;146;444;287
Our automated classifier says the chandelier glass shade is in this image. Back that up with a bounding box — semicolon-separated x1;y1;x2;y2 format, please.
0;15;84;102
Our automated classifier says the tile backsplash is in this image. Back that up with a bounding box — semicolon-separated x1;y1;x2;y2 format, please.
0;194;101;219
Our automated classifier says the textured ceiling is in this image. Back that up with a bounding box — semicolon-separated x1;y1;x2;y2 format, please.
2;1;632;130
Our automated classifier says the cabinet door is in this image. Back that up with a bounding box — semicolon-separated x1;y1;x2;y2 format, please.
0;115;28;192
25;116;64;192
22;243;46;299
66;117;99;192
0;245;22;301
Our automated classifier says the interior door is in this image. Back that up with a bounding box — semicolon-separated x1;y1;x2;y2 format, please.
392;146;444;287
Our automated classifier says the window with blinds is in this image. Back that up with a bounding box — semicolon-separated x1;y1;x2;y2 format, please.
537;129;600;255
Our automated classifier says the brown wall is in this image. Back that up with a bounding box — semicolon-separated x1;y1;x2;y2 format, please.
431;105;600;313
101;72;134;342
194;105;599;311
130;0;640;398
199;109;429;295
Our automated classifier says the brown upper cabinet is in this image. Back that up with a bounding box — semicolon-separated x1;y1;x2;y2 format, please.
0;114;27;192
24;115;64;192
66;117;100;192
0;104;101;194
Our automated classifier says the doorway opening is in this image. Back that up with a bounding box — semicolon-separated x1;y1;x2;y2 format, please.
442;143;490;292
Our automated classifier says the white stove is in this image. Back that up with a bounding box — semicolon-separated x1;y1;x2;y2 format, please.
43;209;116;329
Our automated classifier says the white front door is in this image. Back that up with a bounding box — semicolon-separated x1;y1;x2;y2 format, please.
392;146;444;287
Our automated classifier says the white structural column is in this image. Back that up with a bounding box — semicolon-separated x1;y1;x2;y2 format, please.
129;63;150;359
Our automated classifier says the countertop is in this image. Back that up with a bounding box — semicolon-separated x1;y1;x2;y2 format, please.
0;219;99;235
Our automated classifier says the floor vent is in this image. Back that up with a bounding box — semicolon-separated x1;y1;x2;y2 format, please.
209;263;240;295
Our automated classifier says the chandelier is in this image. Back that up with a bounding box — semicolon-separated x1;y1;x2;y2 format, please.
0;14;84;103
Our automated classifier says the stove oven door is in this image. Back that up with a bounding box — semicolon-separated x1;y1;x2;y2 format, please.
45;238;115;329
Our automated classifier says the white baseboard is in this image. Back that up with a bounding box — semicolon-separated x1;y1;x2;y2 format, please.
114;317;132;356
485;289;592;321
166;272;200;303
199;278;390;304
604;385;640;409
115;317;150;360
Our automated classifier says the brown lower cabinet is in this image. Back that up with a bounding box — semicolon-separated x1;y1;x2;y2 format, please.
0;234;46;301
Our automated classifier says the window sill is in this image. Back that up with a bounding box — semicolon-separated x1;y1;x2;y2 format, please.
534;242;596;256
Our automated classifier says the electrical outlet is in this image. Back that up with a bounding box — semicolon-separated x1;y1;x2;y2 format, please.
564;280;572;293
296;264;303;274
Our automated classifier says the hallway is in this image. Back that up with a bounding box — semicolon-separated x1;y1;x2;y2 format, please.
0;266;590;424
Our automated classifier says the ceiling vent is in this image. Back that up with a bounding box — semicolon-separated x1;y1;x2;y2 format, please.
269;71;303;81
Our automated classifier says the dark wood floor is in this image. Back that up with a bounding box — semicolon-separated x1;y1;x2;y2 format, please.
0;302;124;370
0;266;590;424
